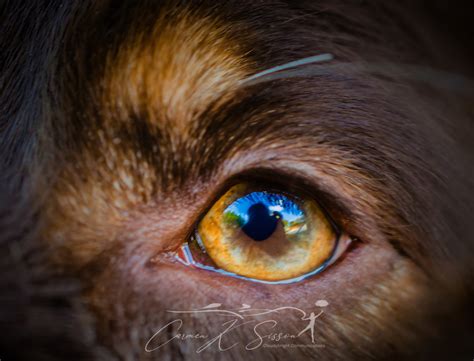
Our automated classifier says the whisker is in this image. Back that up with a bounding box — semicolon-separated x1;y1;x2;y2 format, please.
242;58;474;95
241;53;334;84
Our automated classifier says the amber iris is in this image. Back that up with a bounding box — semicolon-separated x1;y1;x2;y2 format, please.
192;183;338;281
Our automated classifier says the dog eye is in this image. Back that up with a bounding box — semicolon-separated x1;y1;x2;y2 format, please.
175;183;351;284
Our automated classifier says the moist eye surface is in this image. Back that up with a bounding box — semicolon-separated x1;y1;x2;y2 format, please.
177;183;343;283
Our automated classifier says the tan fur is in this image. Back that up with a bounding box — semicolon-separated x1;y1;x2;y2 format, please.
44;8;253;267
102;8;252;136
15;2;470;360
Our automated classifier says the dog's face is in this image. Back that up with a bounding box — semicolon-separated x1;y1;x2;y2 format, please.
1;1;473;360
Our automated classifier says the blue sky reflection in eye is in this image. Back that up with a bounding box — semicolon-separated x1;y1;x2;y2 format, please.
222;191;308;240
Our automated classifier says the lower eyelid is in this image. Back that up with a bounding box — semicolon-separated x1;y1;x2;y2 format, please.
171;232;354;285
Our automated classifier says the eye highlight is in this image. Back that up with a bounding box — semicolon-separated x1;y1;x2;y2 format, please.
176;183;351;284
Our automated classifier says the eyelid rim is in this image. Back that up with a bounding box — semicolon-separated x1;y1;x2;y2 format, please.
175;231;352;285
184;166;352;244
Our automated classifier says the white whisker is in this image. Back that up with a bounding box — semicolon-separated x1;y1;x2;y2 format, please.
242;53;334;84
241;58;474;95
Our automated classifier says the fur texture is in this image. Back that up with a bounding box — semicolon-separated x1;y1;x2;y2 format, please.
1;1;473;360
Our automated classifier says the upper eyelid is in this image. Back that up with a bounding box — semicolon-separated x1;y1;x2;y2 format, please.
214;149;424;258
190;165;355;241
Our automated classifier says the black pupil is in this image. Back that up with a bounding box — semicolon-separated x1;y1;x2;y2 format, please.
241;202;280;241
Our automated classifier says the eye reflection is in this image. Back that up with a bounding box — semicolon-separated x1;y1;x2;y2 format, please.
223;191;307;242
176;183;348;283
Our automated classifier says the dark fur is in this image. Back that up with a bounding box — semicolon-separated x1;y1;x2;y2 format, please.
1;1;473;360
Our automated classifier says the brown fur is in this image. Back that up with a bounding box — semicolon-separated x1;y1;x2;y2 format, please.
1;1;473;360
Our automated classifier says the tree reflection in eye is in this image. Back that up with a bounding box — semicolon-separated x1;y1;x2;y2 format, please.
223;191;307;242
